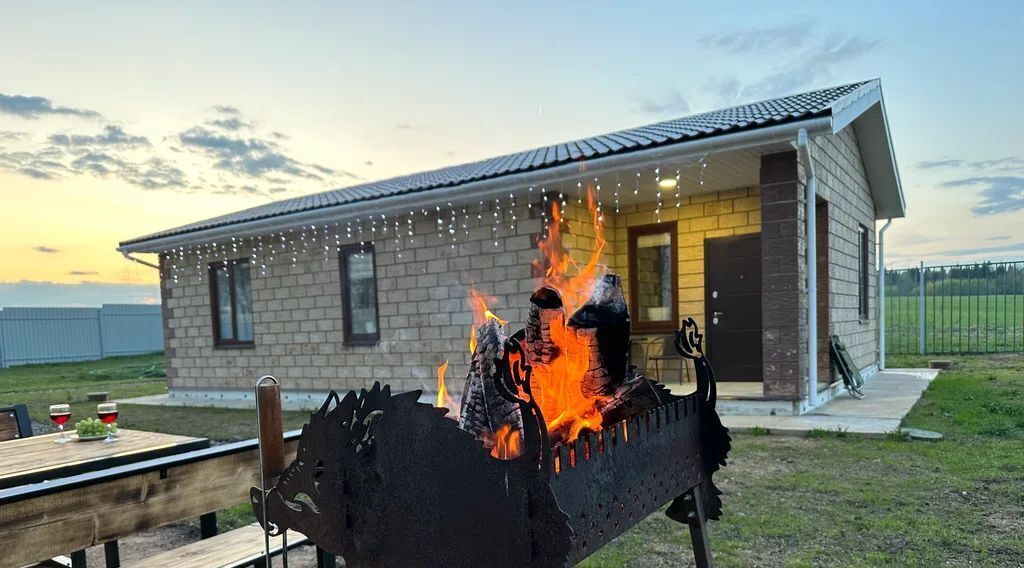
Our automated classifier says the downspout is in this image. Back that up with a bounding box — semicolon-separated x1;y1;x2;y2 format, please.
796;129;818;409
877;219;894;369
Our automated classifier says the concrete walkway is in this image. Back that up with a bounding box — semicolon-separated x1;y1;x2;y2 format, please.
721;368;940;438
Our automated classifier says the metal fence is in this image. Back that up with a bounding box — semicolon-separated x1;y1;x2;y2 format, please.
884;261;1024;355
0;304;163;368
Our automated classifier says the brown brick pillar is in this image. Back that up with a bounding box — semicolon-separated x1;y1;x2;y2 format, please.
759;151;807;400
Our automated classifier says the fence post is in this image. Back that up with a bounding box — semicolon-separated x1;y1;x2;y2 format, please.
919;261;926;354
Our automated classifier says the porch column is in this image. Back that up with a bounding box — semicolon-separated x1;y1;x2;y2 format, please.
759;151;808;400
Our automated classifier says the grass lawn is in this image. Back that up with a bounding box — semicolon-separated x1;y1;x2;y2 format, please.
0;353;311;442
3;353;1023;565
581;353;1024;567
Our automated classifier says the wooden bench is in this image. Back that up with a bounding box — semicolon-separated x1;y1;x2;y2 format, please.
127;524;308;568
0;429;337;568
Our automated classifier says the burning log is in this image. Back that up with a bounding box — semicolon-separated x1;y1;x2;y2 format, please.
525;286;563;366
459;318;524;453
566;273;630;399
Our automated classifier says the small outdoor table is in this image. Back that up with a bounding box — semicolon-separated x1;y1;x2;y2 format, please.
0;429;209;490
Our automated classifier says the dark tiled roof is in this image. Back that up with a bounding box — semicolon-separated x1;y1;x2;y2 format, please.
122;81;869;247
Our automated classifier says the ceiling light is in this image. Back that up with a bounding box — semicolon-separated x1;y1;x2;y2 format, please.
658;178;677;190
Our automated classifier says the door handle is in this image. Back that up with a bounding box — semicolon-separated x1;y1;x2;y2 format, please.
713;311;725;317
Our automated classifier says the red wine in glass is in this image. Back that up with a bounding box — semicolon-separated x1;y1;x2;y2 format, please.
97;403;118;443
49;404;71;444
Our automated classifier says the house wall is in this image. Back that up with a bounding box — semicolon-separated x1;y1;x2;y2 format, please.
813;127;879;374
160;203;547;396
607;188;762;331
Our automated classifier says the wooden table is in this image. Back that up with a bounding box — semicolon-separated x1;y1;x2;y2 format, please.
0;429;209;489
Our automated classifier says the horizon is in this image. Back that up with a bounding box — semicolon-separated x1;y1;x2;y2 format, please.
2;1;1022;307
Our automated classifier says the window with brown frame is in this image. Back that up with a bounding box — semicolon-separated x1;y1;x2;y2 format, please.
858;224;870;319
339;244;380;345
209;259;255;347
628;222;679;333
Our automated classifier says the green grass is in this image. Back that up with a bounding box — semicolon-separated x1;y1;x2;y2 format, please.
885;293;1024;354
0;353;311;442
581;353;1024;567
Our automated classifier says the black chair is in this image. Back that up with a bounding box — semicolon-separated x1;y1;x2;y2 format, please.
649;335;693;385
0;404;32;441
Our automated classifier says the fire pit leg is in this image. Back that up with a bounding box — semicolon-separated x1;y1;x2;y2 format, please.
681;485;714;568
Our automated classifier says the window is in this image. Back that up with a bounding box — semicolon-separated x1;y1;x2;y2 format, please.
858;225;870;319
339;244;380;345
628;223;678;332
209;259;255;346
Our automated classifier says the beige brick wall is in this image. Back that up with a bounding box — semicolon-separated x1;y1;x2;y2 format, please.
161;203;545;394
813;127;879;372
607;188;762;330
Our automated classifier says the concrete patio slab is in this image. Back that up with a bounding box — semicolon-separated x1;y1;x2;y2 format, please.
722;368;939;437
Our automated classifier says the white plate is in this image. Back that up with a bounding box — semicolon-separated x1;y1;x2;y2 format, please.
71;433;107;441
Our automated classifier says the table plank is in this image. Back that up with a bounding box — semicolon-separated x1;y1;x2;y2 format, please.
0;429;208;489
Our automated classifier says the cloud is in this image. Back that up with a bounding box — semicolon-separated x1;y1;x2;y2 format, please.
0;130;29;143
738;36;879;100
700;25;879;104
917;159;963;169
636;87;691;117
941;176;1024;216
395;123;414;130
698;20;812;54
48;125;149;148
176;109;355;181
986;235;1011;241
0;280;159;307
32;245;60;253
917;156;1024;172
68;270;99;276
944;242;1024;258
0;92;101;120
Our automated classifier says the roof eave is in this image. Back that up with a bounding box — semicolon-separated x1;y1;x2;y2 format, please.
831;79;906;220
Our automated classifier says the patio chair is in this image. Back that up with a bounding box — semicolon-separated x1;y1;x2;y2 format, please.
648;335;693;385
0;404;33;441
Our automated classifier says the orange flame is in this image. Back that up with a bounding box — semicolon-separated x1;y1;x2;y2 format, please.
487;424;522;460
530;184;609;444
435;359;457;418
468;285;507;353
535;186;607;315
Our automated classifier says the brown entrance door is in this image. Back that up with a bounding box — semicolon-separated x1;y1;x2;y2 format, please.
705;234;762;381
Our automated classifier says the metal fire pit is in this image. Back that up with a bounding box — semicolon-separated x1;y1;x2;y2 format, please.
252;318;730;567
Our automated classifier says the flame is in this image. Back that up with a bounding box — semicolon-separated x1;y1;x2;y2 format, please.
530;184;609;444
535;186;607;315
435;359;458;419
468;286;507;353
487;424;522;460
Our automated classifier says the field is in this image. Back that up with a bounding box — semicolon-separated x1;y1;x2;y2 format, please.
3;353;1024;566
885;293;1024;354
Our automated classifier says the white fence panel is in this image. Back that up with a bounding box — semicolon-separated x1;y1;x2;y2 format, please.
0;305;162;367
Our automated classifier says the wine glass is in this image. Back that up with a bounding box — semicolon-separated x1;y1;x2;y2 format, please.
49;404;71;444
97;402;118;443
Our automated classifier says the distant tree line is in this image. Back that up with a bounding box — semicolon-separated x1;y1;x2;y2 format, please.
885;262;1024;296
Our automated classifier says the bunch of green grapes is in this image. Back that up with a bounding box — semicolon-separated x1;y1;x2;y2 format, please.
75;417;118;437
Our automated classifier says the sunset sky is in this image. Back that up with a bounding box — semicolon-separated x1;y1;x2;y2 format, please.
1;1;1022;306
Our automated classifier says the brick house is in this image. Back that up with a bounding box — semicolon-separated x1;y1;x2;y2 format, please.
119;80;905;415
